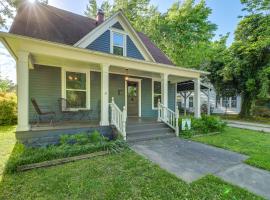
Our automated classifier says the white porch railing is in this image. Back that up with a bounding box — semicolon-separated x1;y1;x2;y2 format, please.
157;100;179;136
109;97;127;140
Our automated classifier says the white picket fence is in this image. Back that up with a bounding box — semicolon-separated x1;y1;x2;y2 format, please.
158;101;179;136
109;97;127;140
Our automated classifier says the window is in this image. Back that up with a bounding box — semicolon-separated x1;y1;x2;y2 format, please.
189;97;193;108
112;31;125;56
222;97;229;108
231;96;237;108
62;70;90;110
216;95;220;108
152;80;161;109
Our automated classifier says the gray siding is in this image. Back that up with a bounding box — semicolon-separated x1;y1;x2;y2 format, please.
29;65;61;122
168;83;176;110
90;71;101;120
29;68;176;122
127;36;144;60
109;74;125;108
87;30;110;53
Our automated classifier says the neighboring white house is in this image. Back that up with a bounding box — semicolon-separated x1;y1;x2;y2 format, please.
177;82;241;115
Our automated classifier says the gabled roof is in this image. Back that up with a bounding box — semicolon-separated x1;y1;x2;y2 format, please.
9;2;174;65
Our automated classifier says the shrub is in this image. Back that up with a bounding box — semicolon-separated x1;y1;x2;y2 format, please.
5;131;127;173
179;115;226;138
0;92;17;125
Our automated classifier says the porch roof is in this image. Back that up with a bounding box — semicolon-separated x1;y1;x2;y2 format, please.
177;81;209;92
0;31;209;79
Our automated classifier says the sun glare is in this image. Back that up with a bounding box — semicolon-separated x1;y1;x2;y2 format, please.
28;0;36;3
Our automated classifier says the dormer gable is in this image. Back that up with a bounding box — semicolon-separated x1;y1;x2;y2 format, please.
74;11;154;62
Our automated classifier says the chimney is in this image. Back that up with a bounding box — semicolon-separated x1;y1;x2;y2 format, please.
96;9;104;24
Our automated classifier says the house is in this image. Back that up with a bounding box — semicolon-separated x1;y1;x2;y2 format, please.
0;2;207;145
176;81;241;115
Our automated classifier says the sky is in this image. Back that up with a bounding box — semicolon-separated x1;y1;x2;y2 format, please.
0;0;244;83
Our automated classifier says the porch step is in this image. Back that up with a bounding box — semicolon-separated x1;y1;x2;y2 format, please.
127;132;175;143
126;119;176;143
127;123;169;132
127;127;173;135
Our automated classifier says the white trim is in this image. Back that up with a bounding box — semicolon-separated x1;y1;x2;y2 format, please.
125;77;142;117
152;79;162;110
74;11;154;62
61;67;90;111
110;29;127;56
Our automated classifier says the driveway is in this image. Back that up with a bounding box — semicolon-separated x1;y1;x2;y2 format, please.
131;138;270;199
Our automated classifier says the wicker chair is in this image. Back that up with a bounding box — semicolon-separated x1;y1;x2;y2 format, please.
31;98;56;126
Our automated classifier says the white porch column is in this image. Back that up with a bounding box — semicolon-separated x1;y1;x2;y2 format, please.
194;78;201;118
100;63;110;126
17;51;30;131
207;89;211;115
161;73;168;107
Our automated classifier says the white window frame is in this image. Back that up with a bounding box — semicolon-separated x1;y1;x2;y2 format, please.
189;96;194;108
61;68;90;111
152;79;162;110
110;28;127;56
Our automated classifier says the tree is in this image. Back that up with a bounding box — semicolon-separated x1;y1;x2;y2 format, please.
85;0;97;18
0;0;48;28
241;0;270;13
152;0;217;68
226;13;270;117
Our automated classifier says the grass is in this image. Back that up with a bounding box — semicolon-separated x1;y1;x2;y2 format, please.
0;125;263;199
0;126;16;180
192;127;270;171
217;114;270;125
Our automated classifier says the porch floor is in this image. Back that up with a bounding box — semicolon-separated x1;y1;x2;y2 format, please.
30;120;99;131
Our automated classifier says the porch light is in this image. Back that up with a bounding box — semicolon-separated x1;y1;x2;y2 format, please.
125;69;129;81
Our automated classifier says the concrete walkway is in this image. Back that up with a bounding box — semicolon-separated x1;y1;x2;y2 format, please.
131;138;270;199
226;120;270;133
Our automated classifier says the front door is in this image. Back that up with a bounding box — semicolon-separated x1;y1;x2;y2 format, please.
127;81;138;116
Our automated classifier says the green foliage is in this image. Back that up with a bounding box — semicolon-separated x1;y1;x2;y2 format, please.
5;131;127;173
84;0;97;18
0;92;17;125
180;115;226;138
193;127;270;171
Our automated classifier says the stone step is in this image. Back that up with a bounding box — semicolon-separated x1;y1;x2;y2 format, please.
127;127;174;135
127;122;167;132
127;132;175;143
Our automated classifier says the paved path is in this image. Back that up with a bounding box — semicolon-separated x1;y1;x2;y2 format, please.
131;138;270;199
226;120;270;133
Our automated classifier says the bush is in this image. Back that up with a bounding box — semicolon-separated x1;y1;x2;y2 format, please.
0;92;17;125
5;131;127;173
179;115;226;138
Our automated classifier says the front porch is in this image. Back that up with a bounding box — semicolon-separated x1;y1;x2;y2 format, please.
1;33;205;144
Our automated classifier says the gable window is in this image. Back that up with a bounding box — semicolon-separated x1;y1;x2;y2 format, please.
152;80;161;109
112;31;126;56
62;69;90;111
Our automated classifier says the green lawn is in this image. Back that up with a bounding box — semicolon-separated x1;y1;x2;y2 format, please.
0;126;263;199
0;126;16;180
218;114;270;125
192;127;270;171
